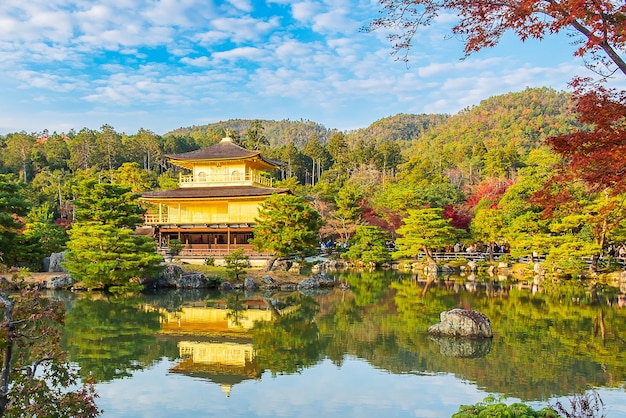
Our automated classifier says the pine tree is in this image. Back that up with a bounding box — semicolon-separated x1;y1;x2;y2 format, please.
64;179;162;292
250;194;323;260
0;175;29;266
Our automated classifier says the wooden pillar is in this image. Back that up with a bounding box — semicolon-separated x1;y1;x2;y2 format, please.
227;227;231;252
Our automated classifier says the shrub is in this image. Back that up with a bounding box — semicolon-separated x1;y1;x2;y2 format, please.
453;395;558;418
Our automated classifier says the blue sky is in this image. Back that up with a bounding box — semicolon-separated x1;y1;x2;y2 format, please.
0;0;600;136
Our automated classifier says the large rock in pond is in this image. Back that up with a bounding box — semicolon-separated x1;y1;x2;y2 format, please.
427;309;493;338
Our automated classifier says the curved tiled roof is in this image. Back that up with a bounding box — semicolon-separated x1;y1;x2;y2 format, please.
141;186;290;200
166;137;260;161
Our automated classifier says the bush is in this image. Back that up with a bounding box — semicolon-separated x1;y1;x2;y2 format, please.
225;248;249;280
455;392;606;418
453;395;558;418
169;239;183;255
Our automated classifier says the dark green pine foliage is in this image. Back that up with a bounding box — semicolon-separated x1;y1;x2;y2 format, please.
250;194;323;259
0;174;29;265
64;179;163;292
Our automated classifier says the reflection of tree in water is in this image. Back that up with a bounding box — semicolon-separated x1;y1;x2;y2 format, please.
342;270;398;306
226;293;247;327
321;274;626;401
63;295;163;382
252;294;327;375
141;289;218;312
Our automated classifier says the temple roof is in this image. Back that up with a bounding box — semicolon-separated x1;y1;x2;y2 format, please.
141;186;290;200
167;137;258;160
166;137;282;168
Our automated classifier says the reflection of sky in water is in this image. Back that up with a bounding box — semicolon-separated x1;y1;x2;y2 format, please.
96;356;490;418
96;355;626;417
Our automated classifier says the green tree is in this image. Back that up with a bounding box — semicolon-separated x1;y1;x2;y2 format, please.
326;132;350;171
453;395;557;418
63;180;163;292
335;184;364;221
30;168;70;213
374;140;404;176
13;204;67;271
395;208;465;264
343;225;391;267
68;128;97;171
244;120;269;150
471;207;507;260
113;162;155;192
303;135;331;186
225;248;249;280
42;132;71;171
0;286;100;417
251;194;323;260
2;132;36;182
122;128;163;171
0;175;29;266
94;124;123;173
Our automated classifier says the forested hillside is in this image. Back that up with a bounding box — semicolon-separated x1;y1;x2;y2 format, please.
401;87;578;184
345;113;449;146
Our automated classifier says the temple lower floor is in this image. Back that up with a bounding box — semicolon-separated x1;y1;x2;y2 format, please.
154;225;264;257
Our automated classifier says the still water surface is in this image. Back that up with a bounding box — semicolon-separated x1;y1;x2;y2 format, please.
56;271;626;417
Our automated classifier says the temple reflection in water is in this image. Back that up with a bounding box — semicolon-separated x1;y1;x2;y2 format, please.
153;301;273;397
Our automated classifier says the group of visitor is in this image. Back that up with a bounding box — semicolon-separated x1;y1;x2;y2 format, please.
607;244;626;258
452;242;510;254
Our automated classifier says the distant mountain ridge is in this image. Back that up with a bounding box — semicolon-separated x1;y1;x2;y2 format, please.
164;87;575;152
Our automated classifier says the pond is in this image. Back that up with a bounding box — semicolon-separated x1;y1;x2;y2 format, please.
55;270;626;417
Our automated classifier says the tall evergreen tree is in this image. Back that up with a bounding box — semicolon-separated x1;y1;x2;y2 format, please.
0;175;29;266
64;179;162;292
244;120;269;150
395;208;465;264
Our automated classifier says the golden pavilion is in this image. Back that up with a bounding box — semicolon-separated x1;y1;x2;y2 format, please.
140;137;288;257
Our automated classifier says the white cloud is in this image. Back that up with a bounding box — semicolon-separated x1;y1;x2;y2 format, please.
311;8;358;34
291;1;320;22
212;46;265;61
211;16;281;43
226;0;253;13
274;39;313;59
180;56;211;67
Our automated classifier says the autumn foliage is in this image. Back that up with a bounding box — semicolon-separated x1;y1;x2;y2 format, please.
548;83;626;193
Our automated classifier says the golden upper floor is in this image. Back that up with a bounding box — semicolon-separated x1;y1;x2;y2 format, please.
168;137;280;189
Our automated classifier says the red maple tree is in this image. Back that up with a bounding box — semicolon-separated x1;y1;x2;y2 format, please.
547;82;626;193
